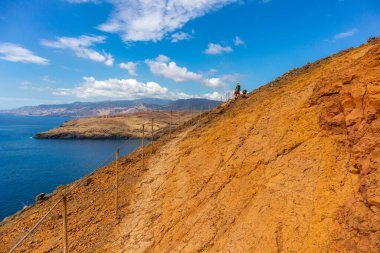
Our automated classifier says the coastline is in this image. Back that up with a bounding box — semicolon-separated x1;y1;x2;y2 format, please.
33;111;194;140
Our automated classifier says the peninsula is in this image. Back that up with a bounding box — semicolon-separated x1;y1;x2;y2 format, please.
34;111;196;139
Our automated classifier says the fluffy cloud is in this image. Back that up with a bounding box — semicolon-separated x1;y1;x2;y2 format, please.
41;35;114;66
203;91;223;100
104;53;114;66
119;61;138;75
203;78;226;88
145;55;202;82
170;31;192;43
52;76;192;100
25;75;225;101
145;55;238;89
334;28;358;40
204;43;233;55
68;0;239;42
0;43;48;64
233;36;245;46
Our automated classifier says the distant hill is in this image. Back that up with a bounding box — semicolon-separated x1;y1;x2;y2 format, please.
33;111;195;139
163;98;218;111
0;98;221;117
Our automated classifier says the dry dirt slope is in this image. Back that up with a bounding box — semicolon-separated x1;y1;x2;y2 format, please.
1;37;380;252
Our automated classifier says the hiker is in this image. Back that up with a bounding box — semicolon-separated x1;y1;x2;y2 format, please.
242;89;247;98
234;83;241;98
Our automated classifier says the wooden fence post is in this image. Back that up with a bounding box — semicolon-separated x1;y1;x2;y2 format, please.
170;110;172;138
178;111;180;129
151;118;154;153
115;148;119;218
199;106;203;123
63;196;68;253
142;124;145;170
191;106;193;124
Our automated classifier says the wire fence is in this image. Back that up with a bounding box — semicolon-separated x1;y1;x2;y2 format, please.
6;107;214;253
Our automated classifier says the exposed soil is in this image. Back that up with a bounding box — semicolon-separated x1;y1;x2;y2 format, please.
1;37;379;253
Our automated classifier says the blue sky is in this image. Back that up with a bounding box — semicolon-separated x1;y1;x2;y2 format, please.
0;0;379;109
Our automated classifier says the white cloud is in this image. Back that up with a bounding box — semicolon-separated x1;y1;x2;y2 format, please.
21;75;225;101
119;61;139;75
204;43;233;55
171;31;192;43
156;54;170;62
0;43;49;64
146;55;238;89
334;28;358;40
41;35;114;66
68;0;239;42
203;78;226;88
233;36;245;46
104;53;114;66
146;55;202;82
202;91;223;100
51;76;193;100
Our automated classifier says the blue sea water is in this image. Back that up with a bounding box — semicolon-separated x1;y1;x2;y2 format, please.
0;114;143;221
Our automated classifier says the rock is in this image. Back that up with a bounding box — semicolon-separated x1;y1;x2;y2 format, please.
368;196;380;209
349;166;361;174
35;193;48;202
367;37;379;45
81;178;92;187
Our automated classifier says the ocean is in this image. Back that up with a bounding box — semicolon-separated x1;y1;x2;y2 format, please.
0;114;142;221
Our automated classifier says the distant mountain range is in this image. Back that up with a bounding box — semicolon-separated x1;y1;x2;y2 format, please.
0;98;221;117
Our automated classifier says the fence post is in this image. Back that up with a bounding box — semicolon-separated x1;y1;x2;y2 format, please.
199;106;203;123
115;148;119;218
178;111;180;129
63;196;68;253
170;110;172;138
151;118;154;153
142;124;145;170
191;106;193;124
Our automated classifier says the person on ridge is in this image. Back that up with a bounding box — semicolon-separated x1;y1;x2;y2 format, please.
242;89;248;98
234;83;241;99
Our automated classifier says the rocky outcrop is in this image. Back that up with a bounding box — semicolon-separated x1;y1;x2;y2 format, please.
310;42;380;252
35;193;50;202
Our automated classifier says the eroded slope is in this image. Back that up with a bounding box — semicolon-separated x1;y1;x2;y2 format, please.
1;38;379;253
